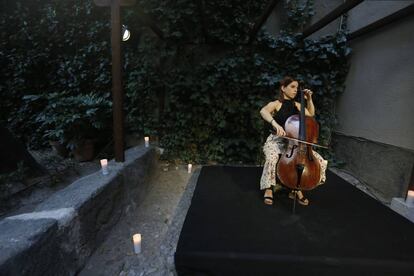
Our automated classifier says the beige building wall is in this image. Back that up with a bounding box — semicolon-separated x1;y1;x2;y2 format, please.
307;0;343;39
336;0;414;150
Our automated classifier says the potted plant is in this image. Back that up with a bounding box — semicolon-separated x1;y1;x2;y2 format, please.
36;91;112;161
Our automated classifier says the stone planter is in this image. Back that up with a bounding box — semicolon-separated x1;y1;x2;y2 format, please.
72;139;95;162
49;141;68;157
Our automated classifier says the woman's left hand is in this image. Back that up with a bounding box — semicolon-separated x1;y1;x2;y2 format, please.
303;89;313;100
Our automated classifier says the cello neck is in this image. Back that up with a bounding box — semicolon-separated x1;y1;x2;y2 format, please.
299;90;306;141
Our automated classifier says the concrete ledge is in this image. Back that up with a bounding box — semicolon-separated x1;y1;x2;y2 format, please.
0;146;157;276
390;197;414;223
333;133;414;203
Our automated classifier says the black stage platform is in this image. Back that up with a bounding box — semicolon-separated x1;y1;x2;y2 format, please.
175;166;414;276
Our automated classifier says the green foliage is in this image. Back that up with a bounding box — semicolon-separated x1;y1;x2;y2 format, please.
125;0;351;164
0;0;111;147
1;0;351;164
0;162;27;184
30;92;112;148
284;0;315;32
0;162;27;195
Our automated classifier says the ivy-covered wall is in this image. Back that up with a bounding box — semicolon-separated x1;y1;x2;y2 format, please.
0;0;351;164
0;1;112;147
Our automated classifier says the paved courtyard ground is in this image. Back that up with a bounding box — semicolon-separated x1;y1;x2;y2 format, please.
2;149;375;276
79;161;200;276
77;163;376;276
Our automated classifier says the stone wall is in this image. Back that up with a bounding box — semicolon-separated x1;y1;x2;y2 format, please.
0;146;157;276
333;133;414;203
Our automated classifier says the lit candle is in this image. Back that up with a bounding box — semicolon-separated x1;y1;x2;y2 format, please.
144;137;149;147
100;159;109;175
406;190;414;206
188;163;192;174
132;233;141;254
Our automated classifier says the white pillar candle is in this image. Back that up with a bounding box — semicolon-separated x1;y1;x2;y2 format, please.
144;137;149;147
406;190;414;206
188;163;192;174
132;234;141;254
100;159;109;175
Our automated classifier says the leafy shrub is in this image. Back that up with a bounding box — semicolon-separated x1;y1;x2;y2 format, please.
25;92;112;149
1;0;350;164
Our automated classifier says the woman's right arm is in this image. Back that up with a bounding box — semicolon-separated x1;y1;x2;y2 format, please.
260;101;286;136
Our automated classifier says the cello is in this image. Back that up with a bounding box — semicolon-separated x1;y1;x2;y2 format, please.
276;90;322;191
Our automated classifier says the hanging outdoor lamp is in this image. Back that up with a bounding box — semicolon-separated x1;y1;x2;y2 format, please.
122;25;130;41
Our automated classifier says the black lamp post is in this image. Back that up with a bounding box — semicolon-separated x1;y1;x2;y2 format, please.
94;0;135;162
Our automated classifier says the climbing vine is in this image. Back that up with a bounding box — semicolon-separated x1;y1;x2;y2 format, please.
124;0;351;164
0;0;351;164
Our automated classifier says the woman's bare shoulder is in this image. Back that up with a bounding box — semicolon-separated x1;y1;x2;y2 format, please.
268;100;281;107
263;100;281;113
273;100;282;109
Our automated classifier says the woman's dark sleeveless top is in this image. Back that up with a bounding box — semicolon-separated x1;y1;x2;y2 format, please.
273;99;298;130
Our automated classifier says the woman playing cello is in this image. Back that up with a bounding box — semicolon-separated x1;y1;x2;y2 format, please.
259;76;328;206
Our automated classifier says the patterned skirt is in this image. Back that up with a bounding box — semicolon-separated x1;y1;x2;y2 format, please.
260;134;328;190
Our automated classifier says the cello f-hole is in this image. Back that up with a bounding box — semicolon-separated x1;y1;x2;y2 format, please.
286;145;297;158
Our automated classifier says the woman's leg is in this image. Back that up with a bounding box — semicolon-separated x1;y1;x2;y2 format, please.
313;150;328;184
260;135;283;204
263;188;273;205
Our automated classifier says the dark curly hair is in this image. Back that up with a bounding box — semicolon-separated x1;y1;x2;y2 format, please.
278;76;298;102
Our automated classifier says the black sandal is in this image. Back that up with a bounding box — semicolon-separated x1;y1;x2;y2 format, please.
288;191;309;206
264;189;274;205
